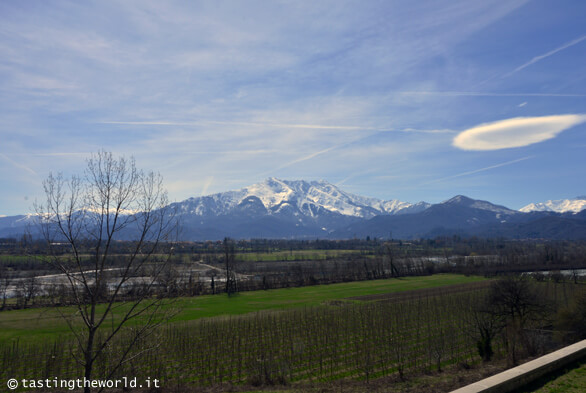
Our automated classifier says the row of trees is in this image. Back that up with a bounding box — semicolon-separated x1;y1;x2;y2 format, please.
5;235;586;268
3;242;585;311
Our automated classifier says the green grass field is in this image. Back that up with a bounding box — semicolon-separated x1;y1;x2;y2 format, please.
0;274;487;344
234;249;368;261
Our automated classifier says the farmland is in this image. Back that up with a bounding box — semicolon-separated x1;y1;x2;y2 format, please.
1;273;582;391
1;237;586;392
0;274;485;343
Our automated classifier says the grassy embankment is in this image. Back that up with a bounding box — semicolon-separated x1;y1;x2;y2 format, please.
517;359;586;393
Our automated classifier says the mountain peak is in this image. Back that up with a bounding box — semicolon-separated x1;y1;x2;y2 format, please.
520;197;586;214
440;195;516;215
443;195;474;205
262;177;288;188
171;178;424;220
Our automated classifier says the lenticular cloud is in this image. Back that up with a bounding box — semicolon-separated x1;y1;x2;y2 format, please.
453;114;586;151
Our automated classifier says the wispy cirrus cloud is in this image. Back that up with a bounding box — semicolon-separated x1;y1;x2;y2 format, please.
201;176;214;196
453;114;586;151
1;0;585;215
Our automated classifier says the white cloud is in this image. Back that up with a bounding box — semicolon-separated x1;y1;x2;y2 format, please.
453;114;586;151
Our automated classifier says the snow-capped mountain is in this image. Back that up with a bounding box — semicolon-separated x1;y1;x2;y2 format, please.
171;178;429;219
520;197;586;214
335;194;586;240
3;180;586;240
335;194;522;239
163;178;431;239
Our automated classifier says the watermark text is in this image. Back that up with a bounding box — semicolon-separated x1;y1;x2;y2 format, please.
6;377;160;390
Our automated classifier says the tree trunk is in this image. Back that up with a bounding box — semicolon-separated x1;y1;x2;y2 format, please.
84;328;96;393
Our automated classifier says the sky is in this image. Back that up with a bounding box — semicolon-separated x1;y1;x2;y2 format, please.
1;0;585;216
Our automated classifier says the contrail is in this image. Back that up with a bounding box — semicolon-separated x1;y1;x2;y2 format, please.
99;120;454;133
256;145;341;177
395;91;586;98
0;153;38;176
503;35;586;78
256;133;377;177
422;156;534;185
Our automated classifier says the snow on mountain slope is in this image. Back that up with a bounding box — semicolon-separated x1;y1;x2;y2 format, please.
520;197;586;214
174;178;427;219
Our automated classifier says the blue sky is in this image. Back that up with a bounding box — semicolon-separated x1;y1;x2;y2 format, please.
1;0;585;215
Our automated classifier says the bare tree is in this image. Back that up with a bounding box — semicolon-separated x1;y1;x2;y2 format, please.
16;272;38;308
33;151;176;393
485;277;549;365
224;237;238;295
0;266;13;309
461;291;502;362
383;242;400;278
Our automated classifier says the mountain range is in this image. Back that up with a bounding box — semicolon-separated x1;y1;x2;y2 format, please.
1;178;586;240
519;197;586;214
